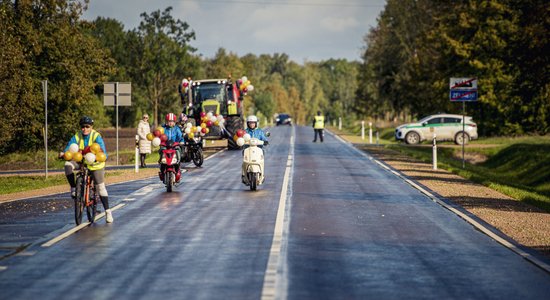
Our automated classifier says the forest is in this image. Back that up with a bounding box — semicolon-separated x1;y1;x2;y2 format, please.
0;0;548;154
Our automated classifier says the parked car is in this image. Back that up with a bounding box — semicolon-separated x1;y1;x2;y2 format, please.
275;113;292;126
395;113;478;145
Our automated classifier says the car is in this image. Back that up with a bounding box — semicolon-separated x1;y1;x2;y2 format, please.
395;113;478;145
275;113;292;126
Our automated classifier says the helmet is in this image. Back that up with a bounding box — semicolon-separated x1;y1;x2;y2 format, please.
178;113;188;123
165;113;177;122
246;115;258;123
79;116;94;127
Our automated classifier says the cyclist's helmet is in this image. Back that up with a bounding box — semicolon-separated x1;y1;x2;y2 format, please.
165;113;177;123
79;116;94;127
247;115;258;127
178;113;188;123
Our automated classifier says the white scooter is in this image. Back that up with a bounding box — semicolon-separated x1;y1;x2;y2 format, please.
242;137;267;191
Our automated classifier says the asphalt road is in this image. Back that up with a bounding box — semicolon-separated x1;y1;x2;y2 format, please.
0;125;549;299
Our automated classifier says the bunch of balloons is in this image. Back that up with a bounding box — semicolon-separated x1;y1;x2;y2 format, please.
180;78;191;94
236;76;254;94
63;143;106;164
147;126;165;147
233;129;252;147
195;111;225;136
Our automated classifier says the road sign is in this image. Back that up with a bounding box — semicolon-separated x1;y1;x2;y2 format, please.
450;77;477;102
104;82;131;106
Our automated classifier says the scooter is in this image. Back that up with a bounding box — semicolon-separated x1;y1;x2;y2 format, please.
159;140;181;192
242;138;267;191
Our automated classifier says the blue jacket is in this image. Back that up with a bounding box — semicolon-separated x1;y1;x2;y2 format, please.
162;124;184;143
245;128;268;142
64;130;107;156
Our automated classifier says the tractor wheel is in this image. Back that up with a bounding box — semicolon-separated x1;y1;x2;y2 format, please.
226;116;243;150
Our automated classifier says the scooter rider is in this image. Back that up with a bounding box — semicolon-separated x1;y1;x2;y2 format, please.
159;113;184;181
245;115;269;147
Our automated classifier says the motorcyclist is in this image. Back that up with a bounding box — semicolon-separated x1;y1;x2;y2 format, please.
159;113;184;182
58;116;113;223
245;115;269;147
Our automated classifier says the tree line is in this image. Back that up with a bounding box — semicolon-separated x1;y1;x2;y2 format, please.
1;1;547;154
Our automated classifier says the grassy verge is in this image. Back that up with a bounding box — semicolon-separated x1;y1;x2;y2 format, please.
330;126;550;212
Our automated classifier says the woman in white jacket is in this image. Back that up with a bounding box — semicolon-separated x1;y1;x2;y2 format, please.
137;114;152;167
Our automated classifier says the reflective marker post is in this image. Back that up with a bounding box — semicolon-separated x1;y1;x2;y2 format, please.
432;133;437;170
338;117;342;130
135;135;139;173
361;121;365;140
369;122;373;144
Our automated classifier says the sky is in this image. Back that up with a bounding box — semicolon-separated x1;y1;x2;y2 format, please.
82;0;387;63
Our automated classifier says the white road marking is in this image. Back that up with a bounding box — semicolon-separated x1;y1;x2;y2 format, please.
123;197;136;201
261;130;295;300
41;203;126;248
0;266;7;271
329;129;550;274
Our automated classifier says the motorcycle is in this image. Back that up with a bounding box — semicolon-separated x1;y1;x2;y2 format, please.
159;140;181;192
242;137;268;191
182;135;204;167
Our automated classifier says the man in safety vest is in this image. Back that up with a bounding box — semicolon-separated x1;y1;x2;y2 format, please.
312;110;325;143
58;116;113;223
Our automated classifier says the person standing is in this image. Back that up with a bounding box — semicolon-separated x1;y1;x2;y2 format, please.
312;110;325;143
137;114;151;168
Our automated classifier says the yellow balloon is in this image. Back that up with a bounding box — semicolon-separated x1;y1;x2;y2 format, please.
96;152;107;162
63;152;73;161
214;120;219;126
200;123;207;129
90;143;101;154
146;133;154;141
156;127;165;135
188;132;195;139
73;152;83;162
205;128;210;134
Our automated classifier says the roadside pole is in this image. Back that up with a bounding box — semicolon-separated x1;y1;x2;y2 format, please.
432;133;437;170
338;117;342;130
103;82;132;167
369;122;373;144
462;101;466;169
135;135;139;173
361;121;365;140
42;80;48;178
450;77;478;169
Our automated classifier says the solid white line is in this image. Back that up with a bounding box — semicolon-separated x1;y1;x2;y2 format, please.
261;131;294;300
329;129;550;274
41;203;126;248
0;266;7;271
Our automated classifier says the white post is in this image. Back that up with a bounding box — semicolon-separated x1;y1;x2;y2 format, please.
432;133;437;170
361;121;365;140
115;82;119;166
369;122;373;144
376;131;379;145
135;135;139;173
338;117;342;130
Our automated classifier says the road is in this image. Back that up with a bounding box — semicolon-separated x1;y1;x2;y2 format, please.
0;125;549;299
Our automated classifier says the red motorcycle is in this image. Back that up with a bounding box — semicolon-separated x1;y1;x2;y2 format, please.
159;140;181;192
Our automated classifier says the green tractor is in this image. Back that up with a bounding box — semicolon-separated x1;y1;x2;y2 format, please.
179;78;245;150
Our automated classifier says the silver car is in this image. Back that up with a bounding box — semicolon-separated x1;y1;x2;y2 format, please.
395;114;478;145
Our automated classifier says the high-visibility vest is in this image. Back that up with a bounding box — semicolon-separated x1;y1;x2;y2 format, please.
314;115;325;129
74;130;105;170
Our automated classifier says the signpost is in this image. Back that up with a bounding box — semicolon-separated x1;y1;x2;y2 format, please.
450;77;478;168
104;82;132;165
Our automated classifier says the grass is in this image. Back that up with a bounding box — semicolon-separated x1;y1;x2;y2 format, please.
330;125;550;212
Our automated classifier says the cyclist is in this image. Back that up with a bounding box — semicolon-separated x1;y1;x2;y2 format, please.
245;115;269;147
159;113;184;181
58;116;113;223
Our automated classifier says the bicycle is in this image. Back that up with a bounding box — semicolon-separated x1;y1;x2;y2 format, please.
74;162;98;225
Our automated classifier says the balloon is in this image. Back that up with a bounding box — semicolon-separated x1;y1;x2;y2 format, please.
96;152;107;162
243;133;251;141
63;152;73;161
239;84;246;91
236;129;245;137
210;115;217;122
241;76;248;83
201;127;207;134
182;78;189;87
160;134;168;142
69;143;79;153
188;132;195;139
214;120;220;126
153;129;161;137
90;143;101;154
85;153;96;164
186;122;193;128
233;134;238;142
237;79;242;85
82;146;91;155
205;128;210;134
184;127;191;134
152;137;161;147
73;152;83;162
200;132;205;136
146;133;154;141
236;137;245;147
200;123;206;129
206;112;213;118
247;85;254;92
217;115;224;121
195;126;202;133
200;111;206;117
246;80;251;86
206;120;213;127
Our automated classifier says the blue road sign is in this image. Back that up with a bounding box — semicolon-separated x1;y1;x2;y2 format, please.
450;90;478;102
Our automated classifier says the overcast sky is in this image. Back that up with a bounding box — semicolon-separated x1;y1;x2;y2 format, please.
82;0;386;63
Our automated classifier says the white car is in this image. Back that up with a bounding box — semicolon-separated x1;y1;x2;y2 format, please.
395;114;478;145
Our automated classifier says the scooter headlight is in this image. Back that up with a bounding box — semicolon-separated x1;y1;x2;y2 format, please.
161;158;167;164
172;159;179;165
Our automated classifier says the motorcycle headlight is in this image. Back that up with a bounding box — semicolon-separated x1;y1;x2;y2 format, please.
172;159;179;165
161;158;167;164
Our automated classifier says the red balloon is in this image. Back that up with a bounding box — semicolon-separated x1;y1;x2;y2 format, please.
153;129;161;137
206;120;213;127
201;127;207;134
200;111;206;117
236;129;245;137
160;134;168;142
82;146;91;155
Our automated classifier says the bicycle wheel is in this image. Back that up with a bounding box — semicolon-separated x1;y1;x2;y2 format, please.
74;175;85;225
86;186;97;224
